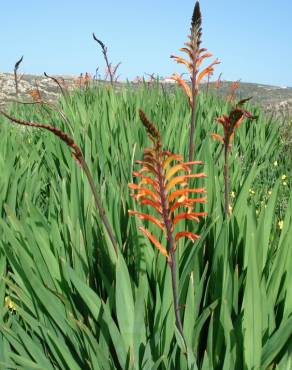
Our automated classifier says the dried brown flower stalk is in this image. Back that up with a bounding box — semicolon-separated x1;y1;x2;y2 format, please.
14;56;24;97
92;33;121;85
0;110;118;257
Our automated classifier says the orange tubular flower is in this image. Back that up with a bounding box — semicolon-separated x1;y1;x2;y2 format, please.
128;110;207;259
29;88;42;102
212;98;257;217
170;39;220;107
226;80;241;102
212;97;257;149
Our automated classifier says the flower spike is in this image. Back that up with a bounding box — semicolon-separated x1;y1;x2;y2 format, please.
169;1;220;160
129;110;207;342
129;110;207;256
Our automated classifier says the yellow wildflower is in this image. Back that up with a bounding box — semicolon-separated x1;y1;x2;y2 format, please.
281;175;287;180
282;181;287;186
230;191;236;198
4;296;16;312
268;190;272;196
273;160;278;166
278;220;284;230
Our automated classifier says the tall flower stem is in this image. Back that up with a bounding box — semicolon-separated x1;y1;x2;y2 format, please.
189;65;197;161
130;110;207;349
212;98;257;216
14;56;23;98
156;150;185;341
77;156;118;257
169;249;184;338
224;144;230;216
188;2;201;161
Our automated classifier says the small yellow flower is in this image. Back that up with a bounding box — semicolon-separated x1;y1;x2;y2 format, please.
256;209;260;215
278;220;284;230
282;181;287;186
230;191;236;198
281;175;287;180
249;188;255;195
4;296;16;312
228;205;233;214
273;160;278;166
268;190;272;196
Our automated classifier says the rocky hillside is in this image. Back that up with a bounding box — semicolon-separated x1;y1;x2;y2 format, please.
1;72;292;122
208;81;292;121
0;72;76;107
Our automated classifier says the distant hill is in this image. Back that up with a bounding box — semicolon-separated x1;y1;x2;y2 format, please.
203;81;292;121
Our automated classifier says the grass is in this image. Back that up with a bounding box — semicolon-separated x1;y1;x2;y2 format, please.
0;83;291;369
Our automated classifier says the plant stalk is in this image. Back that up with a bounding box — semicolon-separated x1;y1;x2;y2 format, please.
169;249;185;339
224;144;230;216
92;34;114;86
14;70;19;97
14;56;23;98
78;156;118;256
189;61;197;161
157;149;185;342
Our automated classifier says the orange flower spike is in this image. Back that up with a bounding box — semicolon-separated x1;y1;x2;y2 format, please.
170;2;220;97
129;110;207;341
129;110;207;260
212;98;257;148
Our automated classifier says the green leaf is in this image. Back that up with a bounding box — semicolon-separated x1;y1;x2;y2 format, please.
115;253;135;356
261;316;292;369
243;230;262;369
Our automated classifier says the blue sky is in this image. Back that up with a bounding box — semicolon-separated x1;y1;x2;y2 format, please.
1;0;291;86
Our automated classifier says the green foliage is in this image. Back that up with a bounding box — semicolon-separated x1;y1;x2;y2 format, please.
0;84;291;369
